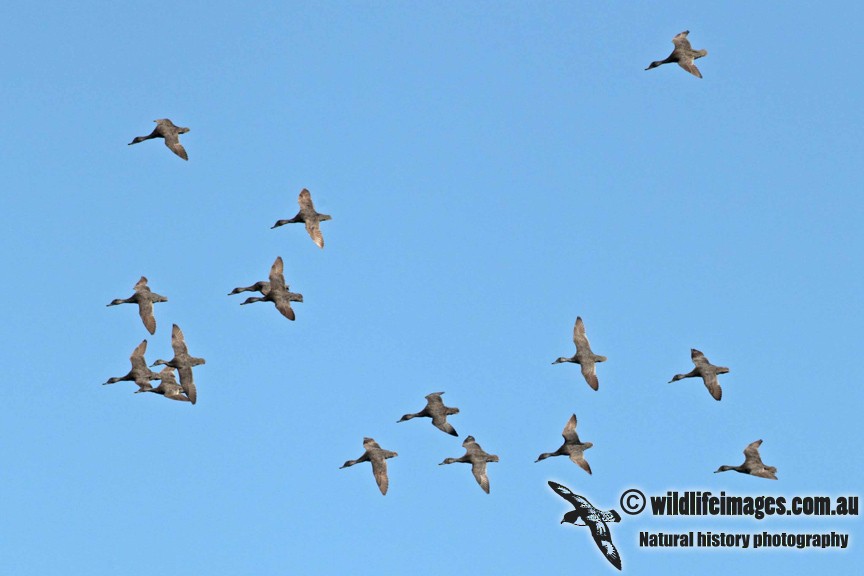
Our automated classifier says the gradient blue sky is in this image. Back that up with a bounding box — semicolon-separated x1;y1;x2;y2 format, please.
2;2;861;574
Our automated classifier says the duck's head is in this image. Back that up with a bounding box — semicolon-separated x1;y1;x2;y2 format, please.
561;510;586;525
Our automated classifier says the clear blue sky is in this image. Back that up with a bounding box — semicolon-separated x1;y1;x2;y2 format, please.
2;2;861;574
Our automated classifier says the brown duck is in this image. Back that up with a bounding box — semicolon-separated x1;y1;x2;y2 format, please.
535;414;593;474
645;30;708;78
339;437;398;495
106;276;168;335
439;436;499;494
669;348;728;401
150;324;204;404
103;339;160;392
715;440;778;480
397;391;460;436
136;365;192;402
237;256;302;321
552;317;607;390
128;119;190;160
272;188;332;249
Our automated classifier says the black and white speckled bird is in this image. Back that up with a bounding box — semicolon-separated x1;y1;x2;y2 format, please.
549;481;622;571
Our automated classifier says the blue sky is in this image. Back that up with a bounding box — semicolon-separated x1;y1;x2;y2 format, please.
1;1;861;574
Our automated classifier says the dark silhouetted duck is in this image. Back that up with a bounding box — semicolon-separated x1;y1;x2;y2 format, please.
552;317;607;390
535;414;593;474
439;436;499;494
715;439;778;480
549;481;622;571
272;188;332;249
128;119;190;160
669;348;728;401
645;30;708;78
237;256;302;321
103;339;160;392
136;366;192;402
339;437;398;495
107;276;168;335
398;391;460;436
150;324;204;404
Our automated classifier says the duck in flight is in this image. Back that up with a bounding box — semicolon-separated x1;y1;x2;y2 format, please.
128;118;190;160
645;30;708;78
150;324;204;404
236;256;302;321
552;317;607;390
439;436;499;494
340;437;398;495
136;365;193;402
668;348;729;401
549;481;622;571
106;276;168;335
535;414;593;474
715;439;778;480
103;339;160;392
272;188;332;249
397;391;460;436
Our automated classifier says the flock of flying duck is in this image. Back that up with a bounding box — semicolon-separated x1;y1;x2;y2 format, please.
103;30;779;570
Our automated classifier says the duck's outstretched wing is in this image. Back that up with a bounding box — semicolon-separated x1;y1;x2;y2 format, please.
371;457;389;495
177;366;198;405
701;372;722;400
743;440;766;467
562;414;580;443
471;461;490;493
305;219;324;249
171;324;189;357
269;256;287;292
672;30;692;49
677;59;702;78
580;360;599;391
163;132;188;160
431;413;458;436
569;451;592;475
138;299;156;335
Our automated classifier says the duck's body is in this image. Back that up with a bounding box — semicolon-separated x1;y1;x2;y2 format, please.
229;280;303;302
715;439;778;480
340;437;398;495
128;118;190;160
535;414;593;474
645;30;708;78
549;481;622;571
552;317;607;390
106;276;168;335
136;366;192;402
669;348;729;401
397;391;460;436
103;339;160;391
272;188;332;249
439;436;499;494
238;256;302;321
150;324;204;404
